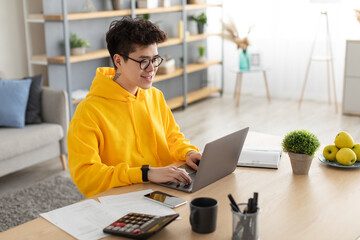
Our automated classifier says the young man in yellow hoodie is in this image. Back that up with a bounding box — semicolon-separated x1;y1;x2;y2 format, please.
67;17;202;197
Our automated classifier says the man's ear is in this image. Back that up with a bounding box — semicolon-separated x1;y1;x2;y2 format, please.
113;54;122;68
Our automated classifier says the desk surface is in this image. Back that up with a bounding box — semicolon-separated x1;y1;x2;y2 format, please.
2;132;360;240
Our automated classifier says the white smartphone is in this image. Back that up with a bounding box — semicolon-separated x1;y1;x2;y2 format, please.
144;191;187;208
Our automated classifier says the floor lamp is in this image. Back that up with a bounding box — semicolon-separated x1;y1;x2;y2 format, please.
298;1;338;113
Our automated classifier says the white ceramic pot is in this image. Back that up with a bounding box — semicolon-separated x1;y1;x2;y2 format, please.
288;152;313;175
71;47;86;56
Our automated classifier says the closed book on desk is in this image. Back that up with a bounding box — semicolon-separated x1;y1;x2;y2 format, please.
237;146;282;169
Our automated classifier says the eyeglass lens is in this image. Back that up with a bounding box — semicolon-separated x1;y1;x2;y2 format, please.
140;57;163;69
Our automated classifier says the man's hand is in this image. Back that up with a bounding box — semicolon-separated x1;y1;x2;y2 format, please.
148;166;192;185
185;151;202;171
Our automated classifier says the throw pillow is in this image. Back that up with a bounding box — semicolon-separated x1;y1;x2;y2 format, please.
0;79;32;128
23;74;43;124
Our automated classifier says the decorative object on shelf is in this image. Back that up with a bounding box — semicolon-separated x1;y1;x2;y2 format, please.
282;130;320;175
138;0;158;9
222;19;254;70
196;45;206;64
82;0;97;12
188;0;204;4
111;0;124;10
250;52;261;69
159;0;170;7
157;55;175;75
191;13;207;34
179;57;184;68
239;49;250;71
69;33;91;56
178;20;184;39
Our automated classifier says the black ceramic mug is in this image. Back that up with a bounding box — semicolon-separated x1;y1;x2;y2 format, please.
189;197;218;234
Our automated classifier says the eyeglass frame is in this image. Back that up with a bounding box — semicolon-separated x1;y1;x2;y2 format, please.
120;54;164;70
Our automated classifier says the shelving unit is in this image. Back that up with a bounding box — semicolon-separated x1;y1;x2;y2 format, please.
23;0;224;116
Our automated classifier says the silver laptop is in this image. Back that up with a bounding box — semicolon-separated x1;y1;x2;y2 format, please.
158;127;249;192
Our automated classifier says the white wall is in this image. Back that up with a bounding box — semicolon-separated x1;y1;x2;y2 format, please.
0;0;29;78
208;0;360;102
1;0;360;103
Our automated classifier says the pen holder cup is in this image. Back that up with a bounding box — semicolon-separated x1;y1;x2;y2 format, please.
231;205;260;240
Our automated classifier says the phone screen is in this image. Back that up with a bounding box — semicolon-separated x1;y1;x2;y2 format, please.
144;191;187;208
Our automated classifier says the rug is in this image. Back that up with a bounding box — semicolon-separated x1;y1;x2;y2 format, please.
0;175;85;232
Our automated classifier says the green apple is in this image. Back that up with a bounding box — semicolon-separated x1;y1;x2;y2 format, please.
336;148;357;166
351;144;360;161
323;145;339;161
334;131;355;148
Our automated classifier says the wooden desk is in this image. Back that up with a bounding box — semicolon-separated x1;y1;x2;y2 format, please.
2;132;360;240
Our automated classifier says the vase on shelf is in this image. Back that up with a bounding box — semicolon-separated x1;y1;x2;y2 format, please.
239;49;250;71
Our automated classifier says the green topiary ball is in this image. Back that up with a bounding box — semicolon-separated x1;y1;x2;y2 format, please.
282;130;320;156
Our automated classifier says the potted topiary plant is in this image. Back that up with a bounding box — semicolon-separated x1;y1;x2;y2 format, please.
191;12;207;34
282;129;320;174
69;33;91;55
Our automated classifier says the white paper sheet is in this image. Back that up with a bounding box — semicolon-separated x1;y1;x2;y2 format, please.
40;199;115;240
40;190;178;240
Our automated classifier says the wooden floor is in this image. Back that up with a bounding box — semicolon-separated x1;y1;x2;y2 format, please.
1;93;360;196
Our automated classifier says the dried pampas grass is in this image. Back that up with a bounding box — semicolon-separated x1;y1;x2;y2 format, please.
356;9;360;23
222;18;253;52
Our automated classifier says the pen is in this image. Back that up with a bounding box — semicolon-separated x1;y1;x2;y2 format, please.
228;194;241;213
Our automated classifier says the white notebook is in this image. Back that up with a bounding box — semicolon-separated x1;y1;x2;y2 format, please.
237;146;282;169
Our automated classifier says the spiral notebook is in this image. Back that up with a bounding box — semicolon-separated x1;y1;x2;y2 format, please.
237;145;282;169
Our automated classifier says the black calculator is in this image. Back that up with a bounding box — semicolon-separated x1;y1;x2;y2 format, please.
103;212;179;239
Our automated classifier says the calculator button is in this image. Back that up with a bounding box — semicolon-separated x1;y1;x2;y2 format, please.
133;224;140;228
133;229;140;234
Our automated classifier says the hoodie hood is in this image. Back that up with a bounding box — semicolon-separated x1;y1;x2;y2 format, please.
88;67;146;102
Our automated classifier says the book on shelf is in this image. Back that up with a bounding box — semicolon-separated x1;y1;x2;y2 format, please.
237;145;283;169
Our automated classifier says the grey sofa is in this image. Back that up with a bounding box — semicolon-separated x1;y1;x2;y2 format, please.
0;87;69;177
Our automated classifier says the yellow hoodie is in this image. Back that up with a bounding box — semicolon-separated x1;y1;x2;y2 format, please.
67;67;198;197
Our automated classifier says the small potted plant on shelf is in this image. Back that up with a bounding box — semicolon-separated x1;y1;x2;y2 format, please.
282;129;320;175
191;12;207;34
196;45;206;64
69;33;91;56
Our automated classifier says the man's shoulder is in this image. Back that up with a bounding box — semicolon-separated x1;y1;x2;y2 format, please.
146;87;165;99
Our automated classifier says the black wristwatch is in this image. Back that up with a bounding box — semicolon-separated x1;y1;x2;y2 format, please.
141;165;150;182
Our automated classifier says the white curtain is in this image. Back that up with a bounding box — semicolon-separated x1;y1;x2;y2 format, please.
207;0;360;102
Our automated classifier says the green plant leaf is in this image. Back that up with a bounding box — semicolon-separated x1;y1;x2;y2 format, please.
282;129;320;156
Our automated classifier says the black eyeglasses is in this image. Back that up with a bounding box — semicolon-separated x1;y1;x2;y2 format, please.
121;55;163;70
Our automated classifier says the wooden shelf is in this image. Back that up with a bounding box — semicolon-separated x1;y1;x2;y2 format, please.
46;34;221;64
134;5;182;15
166;86;221;109
72;60;221;104
30;54;48;65
37;4;221;21
27;14;45;23
187;60;222;73
47;49;109;64
185;4;222;11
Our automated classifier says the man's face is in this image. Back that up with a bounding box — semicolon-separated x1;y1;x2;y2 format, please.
117;43;159;96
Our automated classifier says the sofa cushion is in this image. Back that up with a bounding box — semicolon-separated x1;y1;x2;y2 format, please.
23;75;43;124
0;123;64;162
0;79;32;128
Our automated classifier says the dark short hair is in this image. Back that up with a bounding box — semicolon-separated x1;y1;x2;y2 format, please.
106;16;167;68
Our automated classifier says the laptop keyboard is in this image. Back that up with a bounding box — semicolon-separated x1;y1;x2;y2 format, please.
163;172;196;189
